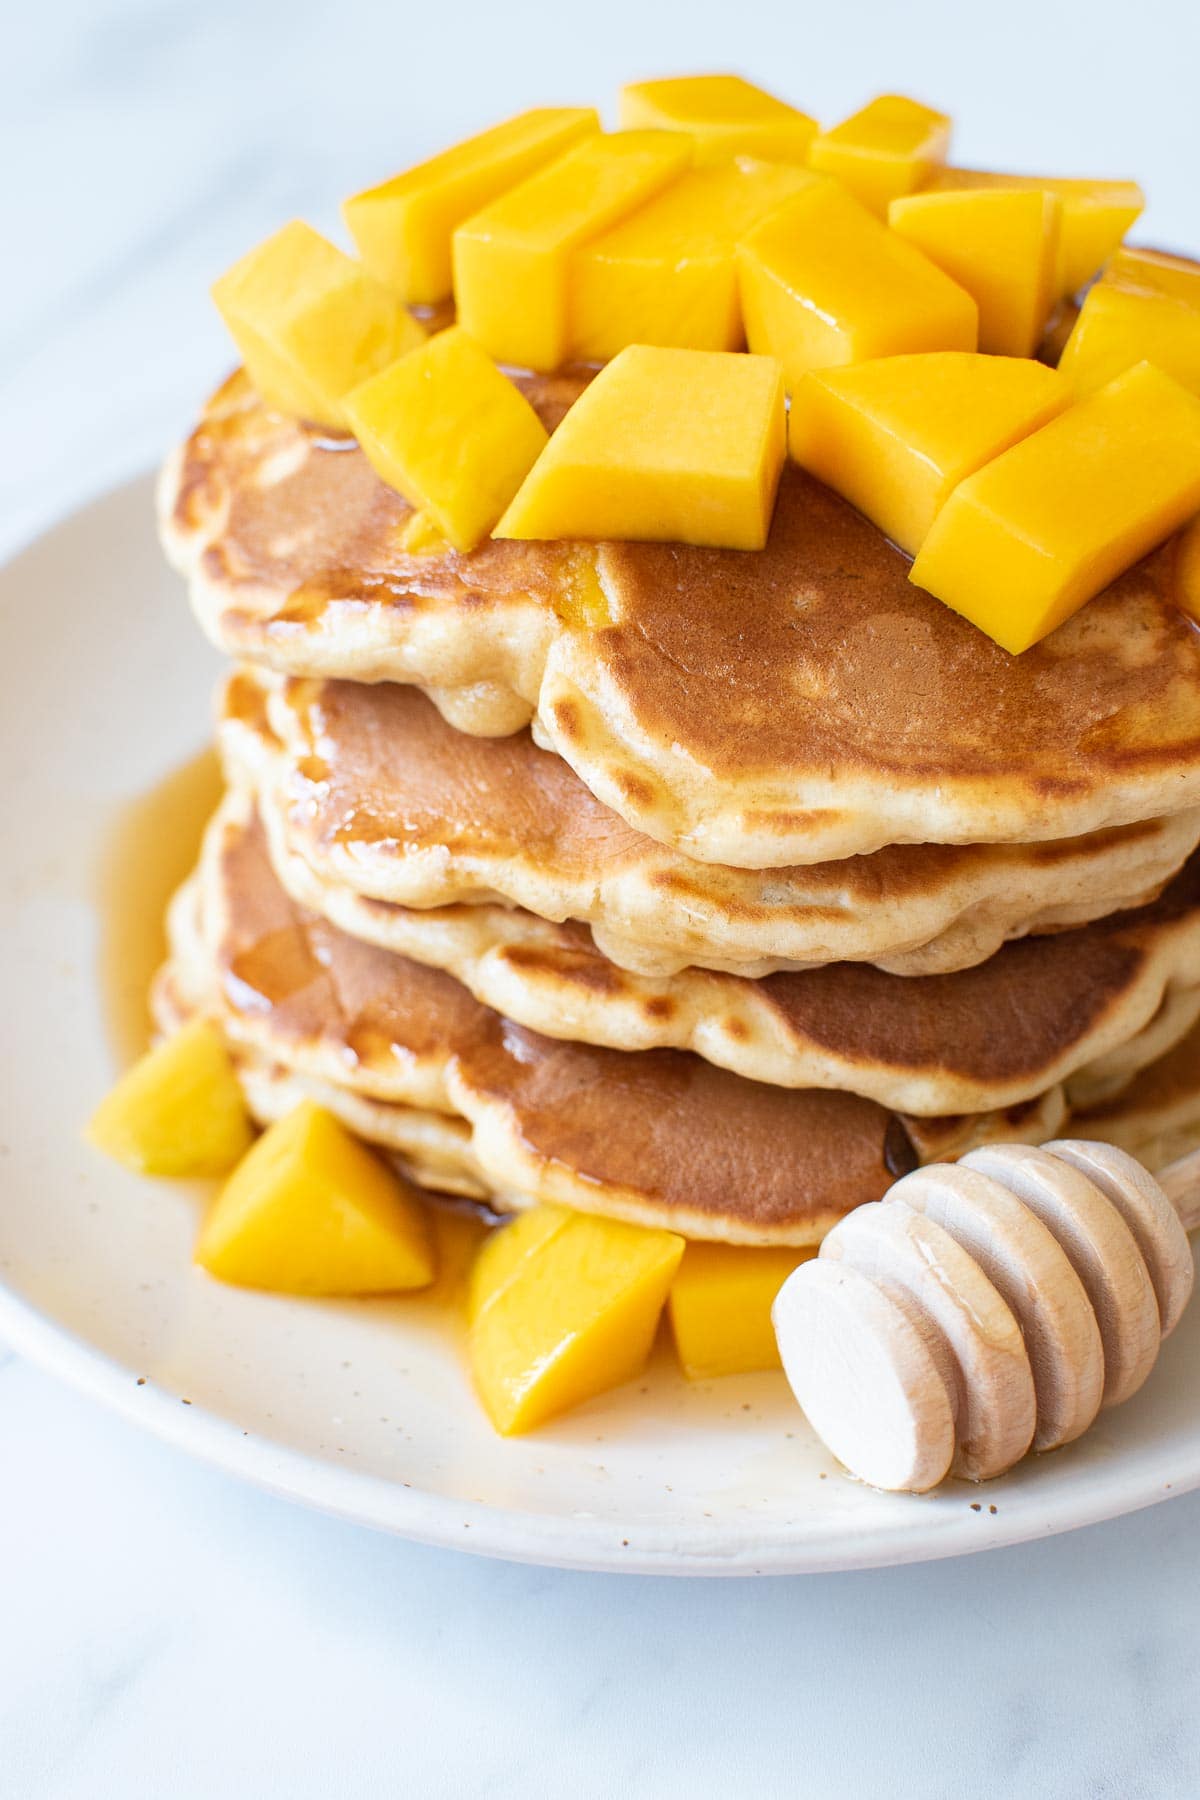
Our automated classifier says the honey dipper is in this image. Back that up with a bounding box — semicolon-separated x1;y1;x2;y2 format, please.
772;1140;1200;1493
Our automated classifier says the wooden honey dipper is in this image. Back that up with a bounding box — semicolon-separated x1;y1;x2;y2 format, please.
772;1140;1200;1493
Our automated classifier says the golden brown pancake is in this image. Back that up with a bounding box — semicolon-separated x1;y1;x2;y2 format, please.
220;665;1200;981
164;792;1074;1244
161;369;1200;868
1074;1020;1200;1171
233;721;1200;1115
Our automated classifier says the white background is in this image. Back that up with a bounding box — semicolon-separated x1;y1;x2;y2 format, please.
4;1;1200;1793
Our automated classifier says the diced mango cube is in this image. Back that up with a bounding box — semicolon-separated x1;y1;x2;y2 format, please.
195;1100;434;1295
453;131;692;371
737;178;978;390
808;94;951;216
889;187;1060;357
919;167;1145;298
909;362;1200;654
1101;246;1200;307
466;1204;684;1434
343;328;549;551
212;221;426;428
1179;514;1200;628
790;353;1070;555
421;1206;490;1310
1057;283;1200;399
569;158;815;360
495;344;786;550
668;1243;813;1379
343;107;598;304
86;1017;255;1178
619;74;817;166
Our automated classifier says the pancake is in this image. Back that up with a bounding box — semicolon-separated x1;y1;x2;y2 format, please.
163;791;1069;1245
221;666;1200;981
162;368;1200;868
236;731;1200;1115
1073;1020;1200;1171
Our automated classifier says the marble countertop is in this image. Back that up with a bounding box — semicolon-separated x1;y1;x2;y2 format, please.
4;1;1200;1793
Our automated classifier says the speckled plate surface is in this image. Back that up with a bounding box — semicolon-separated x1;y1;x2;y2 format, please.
3;477;1200;1575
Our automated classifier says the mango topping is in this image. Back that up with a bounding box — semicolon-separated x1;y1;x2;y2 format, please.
737;178;978;391
618;73;817;166
790;353;1071;556
1057;282;1200;399
919;168;1145;298
87;1017;255;1178
909;362;1200;655
343;107;598;304
1102;246;1200;307
668;1243;813;1380
495;344;786;550
569;158;815;360
211;221;425;429
452;131;692;370
808;93;951;216
889;187;1061;357
195;1100;435;1295
467;1205;684;1434
344;328;549;551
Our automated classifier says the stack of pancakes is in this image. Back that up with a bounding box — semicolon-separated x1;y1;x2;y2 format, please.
155;364;1200;1245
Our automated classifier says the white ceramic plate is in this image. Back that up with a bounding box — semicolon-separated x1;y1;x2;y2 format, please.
4;476;1200;1576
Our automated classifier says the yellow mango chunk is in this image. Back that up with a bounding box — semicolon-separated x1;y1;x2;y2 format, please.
910;362;1200;655
453;131;692;370
808;93;951;216
467;1204;684;1434
668;1243;813;1379
920;167;1144;298
1102;246;1200;306
195;1100;434;1295
422;1206;490;1310
1057;284;1200;399
343;328;548;551
569;158;815;360
737;177;977;390
619;74;817;166
86;1017;254;1178
889;187;1060;357
212;221;425;429
790;353;1070;555
343;108;598;304
496;344;785;550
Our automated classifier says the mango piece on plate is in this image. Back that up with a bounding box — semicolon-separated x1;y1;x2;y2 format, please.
920;167;1144;297
453;131;692;370
467;1204;684;1434
344;327;549;551
790;353;1070;555
86;1016;255;1178
737;178;978;390
344;107;598;304
808;93;951;216
619;74;817;165
422;1206;490;1310
569;158;815;360
668;1243;813;1379
889;187;1060;357
195;1100;434;1295
1057;283;1200;399
496;344;786;550
212;221;425;428
910;362;1200;654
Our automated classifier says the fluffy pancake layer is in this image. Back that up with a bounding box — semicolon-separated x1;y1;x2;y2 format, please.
163;369;1200;868
224;700;1200;1117
163;792;1093;1244
221;666;1200;983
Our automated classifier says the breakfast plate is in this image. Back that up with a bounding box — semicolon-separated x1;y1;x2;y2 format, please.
3;476;1200;1575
